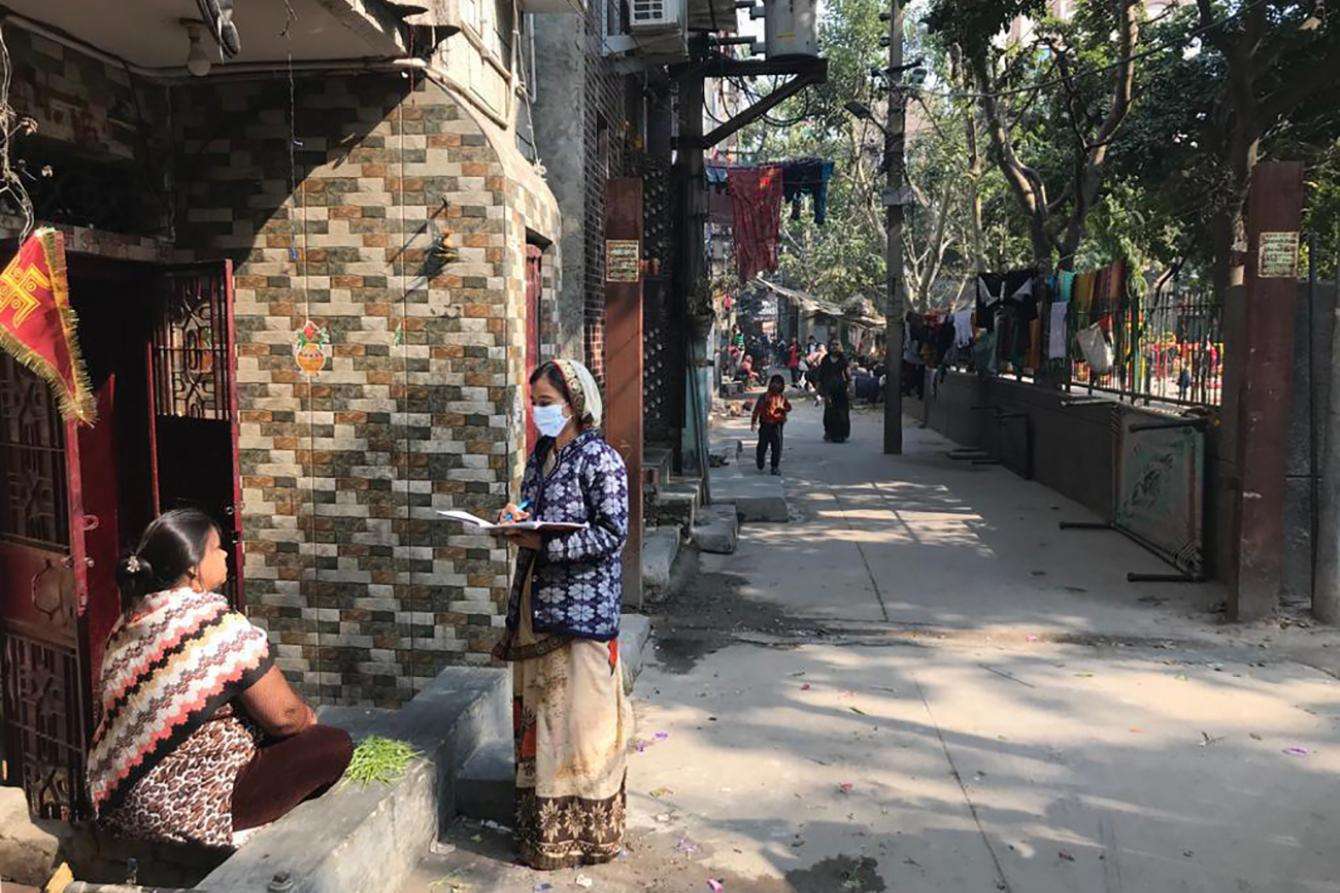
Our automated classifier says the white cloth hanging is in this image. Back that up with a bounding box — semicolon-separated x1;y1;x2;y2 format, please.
1076;323;1113;374
1047;302;1068;359
953;310;974;348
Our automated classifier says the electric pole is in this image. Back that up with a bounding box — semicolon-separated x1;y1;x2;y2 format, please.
882;0;907;455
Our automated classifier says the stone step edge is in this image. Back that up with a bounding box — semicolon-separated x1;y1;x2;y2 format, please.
196;667;509;893
642;526;682;593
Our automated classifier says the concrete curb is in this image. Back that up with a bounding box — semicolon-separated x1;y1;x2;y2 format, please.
642;526;681;594
197;667;509;893
620;613;653;694
692;503;739;553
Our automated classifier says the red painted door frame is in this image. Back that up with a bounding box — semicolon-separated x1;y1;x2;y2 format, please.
525;244;543;452
604;178;644;608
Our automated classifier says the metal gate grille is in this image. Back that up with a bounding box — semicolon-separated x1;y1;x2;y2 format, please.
634;152;677;444
152;271;232;420
2;631;88;820
0;354;69;549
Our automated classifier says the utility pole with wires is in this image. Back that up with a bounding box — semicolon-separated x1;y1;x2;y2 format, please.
882;0;908;455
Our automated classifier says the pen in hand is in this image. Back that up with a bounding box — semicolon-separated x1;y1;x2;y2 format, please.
502;498;531;523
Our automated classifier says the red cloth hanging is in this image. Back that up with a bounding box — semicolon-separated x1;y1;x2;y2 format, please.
729;165;783;282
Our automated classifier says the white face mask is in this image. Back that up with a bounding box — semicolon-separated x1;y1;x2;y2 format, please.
532;403;570;438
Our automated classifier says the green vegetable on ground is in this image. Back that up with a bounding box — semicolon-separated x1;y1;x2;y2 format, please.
343;735;421;786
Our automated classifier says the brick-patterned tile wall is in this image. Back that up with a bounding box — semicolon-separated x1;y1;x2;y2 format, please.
168;73;545;706
0;33;561;708
5;28;172;236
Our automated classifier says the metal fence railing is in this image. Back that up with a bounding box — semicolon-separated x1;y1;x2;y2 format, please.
1065;279;1224;409
936;238;1340;412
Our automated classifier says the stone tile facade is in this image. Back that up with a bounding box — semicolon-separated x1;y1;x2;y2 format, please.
2;32;561;707
172;72;560;705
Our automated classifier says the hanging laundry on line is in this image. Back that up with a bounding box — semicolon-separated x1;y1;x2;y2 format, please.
781;157;835;224
729;165;784;282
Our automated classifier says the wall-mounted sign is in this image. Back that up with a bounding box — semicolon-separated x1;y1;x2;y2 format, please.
293;319;331;375
1258;231;1300;279
605;240;640;283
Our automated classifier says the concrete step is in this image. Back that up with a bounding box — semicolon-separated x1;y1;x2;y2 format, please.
642;526;682;598
0;786;58;887
711;467;789;522
453;739;513;827
198;667;510;893
619;613;653;695
643;444;674;489
645;477;702;530
692;503;739;554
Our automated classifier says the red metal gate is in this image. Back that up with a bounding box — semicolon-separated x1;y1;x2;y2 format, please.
147;262;245;609
0;355;95;819
0;259;242;819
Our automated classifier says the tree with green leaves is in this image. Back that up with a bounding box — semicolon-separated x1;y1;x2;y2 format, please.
925;0;1142;275
732;0;997;312
1189;0;1338;296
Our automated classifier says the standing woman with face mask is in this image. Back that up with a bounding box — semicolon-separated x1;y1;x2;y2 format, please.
492;358;633;870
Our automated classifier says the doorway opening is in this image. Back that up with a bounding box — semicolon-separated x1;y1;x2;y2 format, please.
0;254;242;820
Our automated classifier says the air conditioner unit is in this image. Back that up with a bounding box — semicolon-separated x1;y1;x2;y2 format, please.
605;0;688;66
630;0;683;33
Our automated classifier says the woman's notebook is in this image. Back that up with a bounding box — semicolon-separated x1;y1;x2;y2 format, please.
436;509;588;533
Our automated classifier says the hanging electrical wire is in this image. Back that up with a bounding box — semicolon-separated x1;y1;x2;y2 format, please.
0;24;36;240
280;0;324;703
723;73;816;129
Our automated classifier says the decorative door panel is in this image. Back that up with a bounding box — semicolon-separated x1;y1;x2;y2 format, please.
0;353;70;554
0;353;79;649
2;631;88;819
148;262;244;609
0;354;92;819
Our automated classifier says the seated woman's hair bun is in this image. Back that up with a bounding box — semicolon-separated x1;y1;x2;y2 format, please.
116;554;154;586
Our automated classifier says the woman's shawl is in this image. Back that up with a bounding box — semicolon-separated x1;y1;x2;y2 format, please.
506;429;629;641
86;588;272;815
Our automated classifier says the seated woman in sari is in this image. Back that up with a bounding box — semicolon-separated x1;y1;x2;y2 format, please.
87;509;353;849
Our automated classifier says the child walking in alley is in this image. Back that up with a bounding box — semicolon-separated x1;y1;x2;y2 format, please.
751;374;792;475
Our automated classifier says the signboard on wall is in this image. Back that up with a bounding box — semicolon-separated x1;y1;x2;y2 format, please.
1258;231;1300;279
605;240;640;283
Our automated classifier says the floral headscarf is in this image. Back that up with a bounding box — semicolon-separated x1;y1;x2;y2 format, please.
553;358;603;428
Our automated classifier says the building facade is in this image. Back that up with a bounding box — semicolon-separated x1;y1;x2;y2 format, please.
0;0;559;818
529;0;637;380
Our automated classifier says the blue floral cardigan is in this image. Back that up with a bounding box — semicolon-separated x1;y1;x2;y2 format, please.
505;429;629;641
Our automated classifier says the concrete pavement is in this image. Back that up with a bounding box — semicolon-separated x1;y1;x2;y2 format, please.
405;398;1340;892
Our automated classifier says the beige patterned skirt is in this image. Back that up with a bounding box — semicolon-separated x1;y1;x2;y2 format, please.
510;636;632;870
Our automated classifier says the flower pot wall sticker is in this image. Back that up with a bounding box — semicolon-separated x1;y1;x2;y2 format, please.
294;320;331;375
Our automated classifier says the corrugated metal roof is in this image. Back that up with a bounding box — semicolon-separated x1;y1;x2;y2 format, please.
757;279;885;327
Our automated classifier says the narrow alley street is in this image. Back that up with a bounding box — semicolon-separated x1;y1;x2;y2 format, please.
408;398;1340;893
0;3;1336;892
